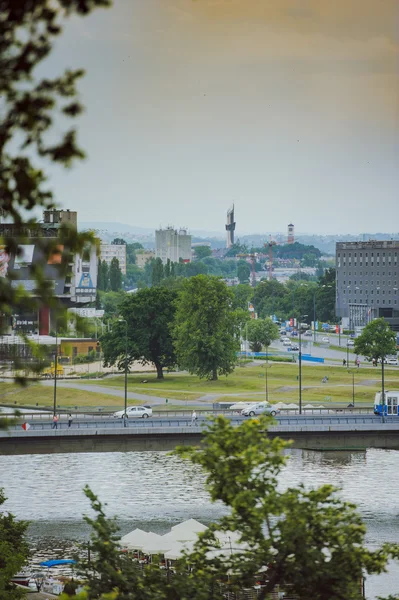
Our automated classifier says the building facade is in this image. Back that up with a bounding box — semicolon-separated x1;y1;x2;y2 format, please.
155;228;191;264
100;243;126;274
135;250;155;268
336;241;399;330
0;209;97;335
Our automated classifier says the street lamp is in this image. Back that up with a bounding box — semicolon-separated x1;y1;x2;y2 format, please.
118;318;128;427
264;347;271;403
298;314;308;415
347;369;355;407
53;326;58;417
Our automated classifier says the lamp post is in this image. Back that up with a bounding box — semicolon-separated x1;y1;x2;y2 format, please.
347;369;355;406
298;314;308;415
264;346;271;403
119;318;128;427
53;326;58;417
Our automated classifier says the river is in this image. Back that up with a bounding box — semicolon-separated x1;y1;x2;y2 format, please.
0;448;398;598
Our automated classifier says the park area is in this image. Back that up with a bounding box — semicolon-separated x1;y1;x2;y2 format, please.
1;362;398;411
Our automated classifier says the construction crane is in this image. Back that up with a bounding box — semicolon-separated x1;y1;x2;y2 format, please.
237;252;257;287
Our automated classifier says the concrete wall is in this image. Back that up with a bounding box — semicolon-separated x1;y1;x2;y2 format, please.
2;424;399;455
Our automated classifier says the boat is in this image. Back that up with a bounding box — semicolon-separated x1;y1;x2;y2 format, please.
10;570;33;587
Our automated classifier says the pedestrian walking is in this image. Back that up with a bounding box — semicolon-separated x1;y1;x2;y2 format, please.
343;358;346;367
191;410;198;426
68;413;73;428
52;414;59;429
356;357;360;368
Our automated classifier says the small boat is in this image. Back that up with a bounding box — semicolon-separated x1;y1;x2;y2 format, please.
10;570;33;587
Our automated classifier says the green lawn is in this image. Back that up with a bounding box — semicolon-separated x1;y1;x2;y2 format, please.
78;364;399;405
0;382;129;410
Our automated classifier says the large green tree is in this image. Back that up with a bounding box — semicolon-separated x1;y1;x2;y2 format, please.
109;257;122;292
175;416;397;600
246;318;279;353
101;287;177;379
173;275;243;380
237;260;251;284
0;0;109;338
194;246;212;260
151;258;164;287
68;418;399;600
0;490;30;600
354;318;397;407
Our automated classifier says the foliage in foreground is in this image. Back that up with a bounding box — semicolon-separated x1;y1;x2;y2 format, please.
0;491;29;600
59;417;399;600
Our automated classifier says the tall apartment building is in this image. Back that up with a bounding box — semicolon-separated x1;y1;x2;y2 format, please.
336;240;399;330
100;243;126;274
155;227;191;264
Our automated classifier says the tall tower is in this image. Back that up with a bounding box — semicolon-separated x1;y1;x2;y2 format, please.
226;205;236;249
287;223;295;244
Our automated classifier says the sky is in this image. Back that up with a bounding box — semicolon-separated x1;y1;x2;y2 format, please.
43;0;398;235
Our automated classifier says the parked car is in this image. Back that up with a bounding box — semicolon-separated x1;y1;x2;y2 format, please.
347;339;355;347
290;343;299;351
321;337;330;344
241;402;280;417
283;339;292;346
113;406;153;419
304;330;312;337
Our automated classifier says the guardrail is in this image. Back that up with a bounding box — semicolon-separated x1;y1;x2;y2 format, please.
0;406;377;420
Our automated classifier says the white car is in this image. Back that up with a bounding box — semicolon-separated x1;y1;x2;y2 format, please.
283;339;292;346
304;330;312;337
321;337;330;344
385;357;398;366
347;340;355;347
241;402;280;417
113;406;152;419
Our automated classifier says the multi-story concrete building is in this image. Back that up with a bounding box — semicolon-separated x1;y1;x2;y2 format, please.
0;209;97;335
155;227;191;264
100;243;126;274
135;250;155;268
336;240;399;330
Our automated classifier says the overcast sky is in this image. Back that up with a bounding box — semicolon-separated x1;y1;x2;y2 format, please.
45;0;398;235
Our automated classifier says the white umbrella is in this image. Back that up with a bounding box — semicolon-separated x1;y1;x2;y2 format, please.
121;529;159;551
141;534;176;555
164;540;195;561
170;519;207;537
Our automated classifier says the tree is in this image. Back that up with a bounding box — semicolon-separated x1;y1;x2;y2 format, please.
194;246;212;260
237;260;251;284
151;258;164;287
173;275;243;380
316;268;336;323
97;259;104;292
101;287;177;379
109;257;122;292
111;238;126;245
0;0;109;337
354;318;397;407
175;416;397;600
246;318;279;353
231;284;253;311
0;489;30;600
73;418;398;600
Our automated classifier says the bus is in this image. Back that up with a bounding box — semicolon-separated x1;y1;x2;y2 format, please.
374;391;399;416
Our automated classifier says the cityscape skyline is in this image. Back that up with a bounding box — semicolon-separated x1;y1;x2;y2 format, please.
41;0;397;235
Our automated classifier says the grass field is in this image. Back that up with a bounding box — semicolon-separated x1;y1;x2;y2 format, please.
0;382;128;410
1;362;398;410
78;363;399;405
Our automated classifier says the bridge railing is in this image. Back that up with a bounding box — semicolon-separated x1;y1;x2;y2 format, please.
0;406;376;421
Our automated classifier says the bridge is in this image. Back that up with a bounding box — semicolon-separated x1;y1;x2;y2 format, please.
1;413;399;454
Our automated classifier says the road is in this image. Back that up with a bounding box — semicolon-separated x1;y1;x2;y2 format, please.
5;413;392;433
